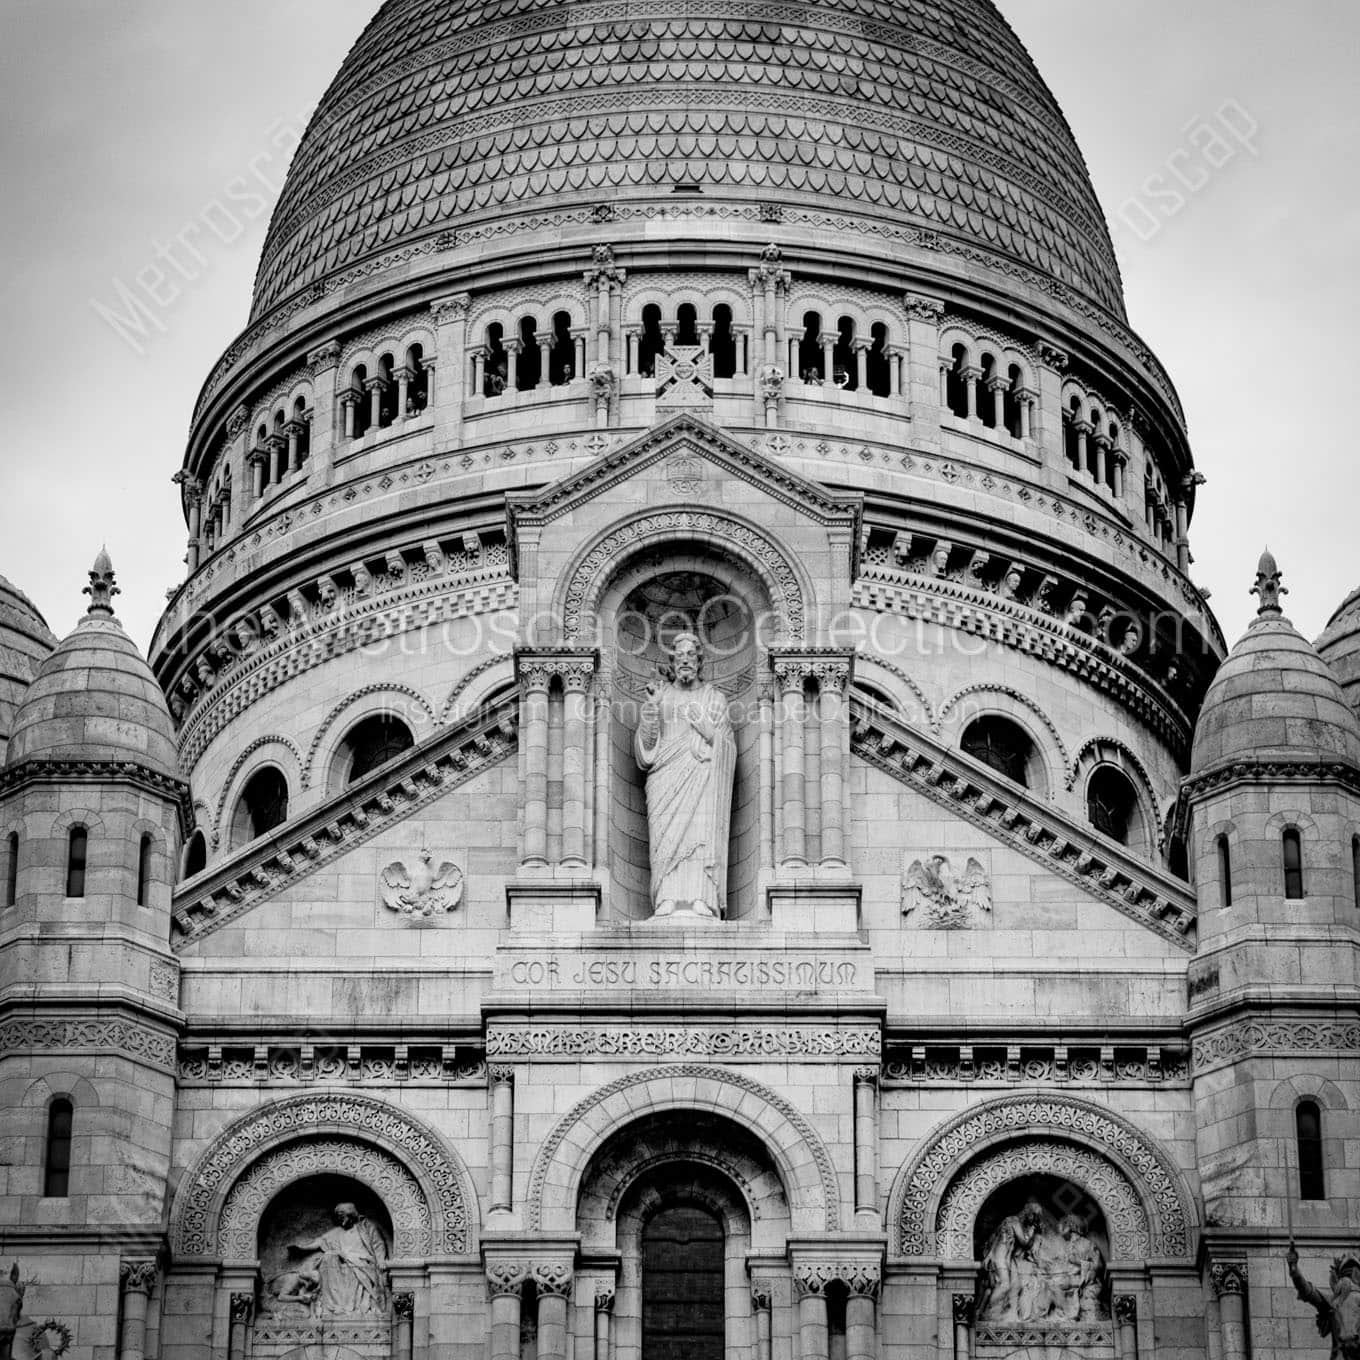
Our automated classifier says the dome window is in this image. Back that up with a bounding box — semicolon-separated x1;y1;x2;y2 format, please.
638;305;663;378
867;322;891;398
350;364;372;437
183;829;207;880
4;832;16;907
833;316;856;390
66;826;88;898
946;343;969;418
798;312;824;384
548;312;575;385
710;304;736;380
43;1097;73;1198
1297;1100;1325;1200
1004;364;1024;437
1352;835;1360;908
1086;768;1137;845
515;318;540;391
483;325;507;395
675;302;698;348
1217;835;1233;907
977;352;998;426
343;714;415;785
136;834;153;907
1282;828;1305;899
235;767;289;845
962;716;1035;788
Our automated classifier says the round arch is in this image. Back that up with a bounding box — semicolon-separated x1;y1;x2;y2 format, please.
169;1093;478;1260
887;1094;1194;1261
527;1065;839;1234
553;507;814;646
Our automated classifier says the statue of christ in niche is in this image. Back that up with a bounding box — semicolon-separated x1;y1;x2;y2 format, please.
634;633;736;919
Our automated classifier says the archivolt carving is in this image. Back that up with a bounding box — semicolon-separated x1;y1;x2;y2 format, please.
936;683;1068;772
219;1137;430;1260
527;1064;838;1233
213;735;303;834
935;1139;1149;1261
169;1093;475;1259
303;683;436;789
559;510;807;643
438;656;514;724
891;1095;1191;1260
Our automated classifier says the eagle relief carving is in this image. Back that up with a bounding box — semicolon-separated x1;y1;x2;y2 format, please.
380;849;464;918
902;854;992;929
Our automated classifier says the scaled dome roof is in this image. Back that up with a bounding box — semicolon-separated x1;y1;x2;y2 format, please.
1190;555;1360;777
0;574;57;761
251;0;1125;322
6;554;179;781
1316;584;1360;714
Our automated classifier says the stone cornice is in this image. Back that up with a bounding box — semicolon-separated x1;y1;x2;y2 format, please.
171;698;517;946
0;758;192;830
1177;757;1360;826
850;700;1196;947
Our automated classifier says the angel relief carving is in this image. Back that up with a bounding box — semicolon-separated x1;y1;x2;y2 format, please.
902;854;992;929
380;848;463;918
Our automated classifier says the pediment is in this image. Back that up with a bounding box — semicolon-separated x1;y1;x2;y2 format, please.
505;413;862;562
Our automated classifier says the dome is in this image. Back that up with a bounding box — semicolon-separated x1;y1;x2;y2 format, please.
6;553;179;780
250;0;1125;322
1316;583;1360;715
1191;553;1360;776
0;573;57;762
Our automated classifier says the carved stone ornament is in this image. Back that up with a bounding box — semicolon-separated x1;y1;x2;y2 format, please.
1114;1294;1138;1326
230;1292;255;1324
119;1260;159;1295
977;1199;1108;1324
901;854;992;929
655;345;714;410
1210;1261;1248;1298
380;849;464;917
757;364;785;404
952;1293;976;1327
486;1262;529;1296
532;1262;574;1298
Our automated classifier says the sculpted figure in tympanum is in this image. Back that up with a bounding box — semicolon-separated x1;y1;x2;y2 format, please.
978;1201;1107;1325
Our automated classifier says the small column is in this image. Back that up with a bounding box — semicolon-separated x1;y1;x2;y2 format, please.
1073;419;1092;473
119;1261;157;1360
951;1295;974;1360
758;679;775;869
228;1293;253;1360
737;329;750;376
776;661;808;866
248;449;266;499
560;662;592;867
534;1264;573;1360
341;391;359;439
284;419;304;471
751;1286;773;1360
303;341;341;477
1211;1262;1248;1360
844;1267;879;1360
853;339;870;391
174;474;203;572
793;1267;830;1360
986;375;1009;430
1017;388;1036;440
1113;452;1127;499
487;1266;526;1360
820;333;836;391
789;336;801;379
1093;433;1110;488
1174;481;1193;569
939;359;951;409
489;1065;514;1211
962;364;982;419
365;376;384;429
852;1067;878;1221
887;347;902;398
594;1288;614;1360
625;330;639;375
536;332;553;390
816;662;849;865
266;433;288;483
574;331;587;379
471;347;486;395
505;339;521;393
394;1292;416;1360
395;365;413;418
519;660;552;867
1114;1295;1138;1359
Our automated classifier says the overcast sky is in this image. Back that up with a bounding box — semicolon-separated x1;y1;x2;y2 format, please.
0;0;1355;653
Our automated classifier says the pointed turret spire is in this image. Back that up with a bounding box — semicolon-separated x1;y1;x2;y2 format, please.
1251;547;1287;616
83;547;120;617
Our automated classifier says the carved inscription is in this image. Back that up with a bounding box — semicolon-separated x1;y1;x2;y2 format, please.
504;954;862;990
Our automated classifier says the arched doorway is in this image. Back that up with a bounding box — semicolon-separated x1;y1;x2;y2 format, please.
641;1203;725;1360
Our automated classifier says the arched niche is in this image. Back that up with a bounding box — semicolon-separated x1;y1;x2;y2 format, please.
594;546;777;920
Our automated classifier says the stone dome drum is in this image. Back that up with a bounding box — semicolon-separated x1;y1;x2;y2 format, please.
251;0;1125;321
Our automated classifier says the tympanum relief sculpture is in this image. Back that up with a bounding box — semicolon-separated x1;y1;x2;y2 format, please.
265;1203;389;1319
634;633;736;919
978;1200;1108;1325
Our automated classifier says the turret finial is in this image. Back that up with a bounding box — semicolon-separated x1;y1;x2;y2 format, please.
83;546;120;616
1251;547;1287;616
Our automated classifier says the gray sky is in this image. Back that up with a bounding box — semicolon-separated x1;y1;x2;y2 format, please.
0;1;1355;654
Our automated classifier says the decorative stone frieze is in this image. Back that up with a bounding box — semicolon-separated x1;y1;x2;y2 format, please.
0;1015;176;1071
881;1042;1187;1086
1191;1019;1360;1074
177;1043;486;1087
486;1025;880;1060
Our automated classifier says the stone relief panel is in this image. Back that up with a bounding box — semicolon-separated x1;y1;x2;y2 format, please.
379;848;464;918
901;853;992;928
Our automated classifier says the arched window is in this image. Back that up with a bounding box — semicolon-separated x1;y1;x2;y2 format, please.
516;317;540;390
675;303;698;348
639;305;664;378
351;365;372;436
136;834;153;907
549;311;574;385
642;1205;724;1360
238;768;289;843
867;322;890;397
343;714;415;785
798;312;823;383
183;829;207;880
483;326;506;396
977;352;998;427
406;344;428;414
961;716;1035;788
710;305;736;380
1003;364;1024;437
66;826;88;898
833;316;856;390
1086;408;1104;479
1217;835;1233;907
1064;397;1082;468
4;832;16;907
1297;1100;1325;1200
946;343;969;418
44;1098;73;1198
1283;828;1305;899
1107;423;1122;491
1087;768;1138;845
375;353;397;426
1353;835;1360;908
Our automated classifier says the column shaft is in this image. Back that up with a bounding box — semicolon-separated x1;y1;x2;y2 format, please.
819;678;847;864
537;1293;569;1360
853;1072;878;1215
561;679;589;865
845;1294;876;1360
522;682;551;865
779;673;807;865
1219;1292;1246;1360
797;1292;828;1360
489;1071;514;1211
538;337;552;389
490;1292;522;1360
119;1289;149;1360
753;1301;772;1360
594;1306;611;1360
821;335;835;390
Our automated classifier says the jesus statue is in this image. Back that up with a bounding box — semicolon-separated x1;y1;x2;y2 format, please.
634;633;736;919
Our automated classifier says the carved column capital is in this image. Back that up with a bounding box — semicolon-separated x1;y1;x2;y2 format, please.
750;1284;773;1312
1209;1261;1248;1297
905;292;946;322
1114;1294;1138;1325
594;1287;615;1314
432;292;472;324
229;1292;254;1324
486;1261;529;1296
226;403;252;439
792;1261;836;1298
853;1065;879;1086
531;1261;574;1297
842;1263;881;1299
1039;343;1069;371
813;659;850;692
952;1294;975;1327
393;1291;415;1321
120;1260;158;1295
306;339;343;372
488;1063;515;1086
